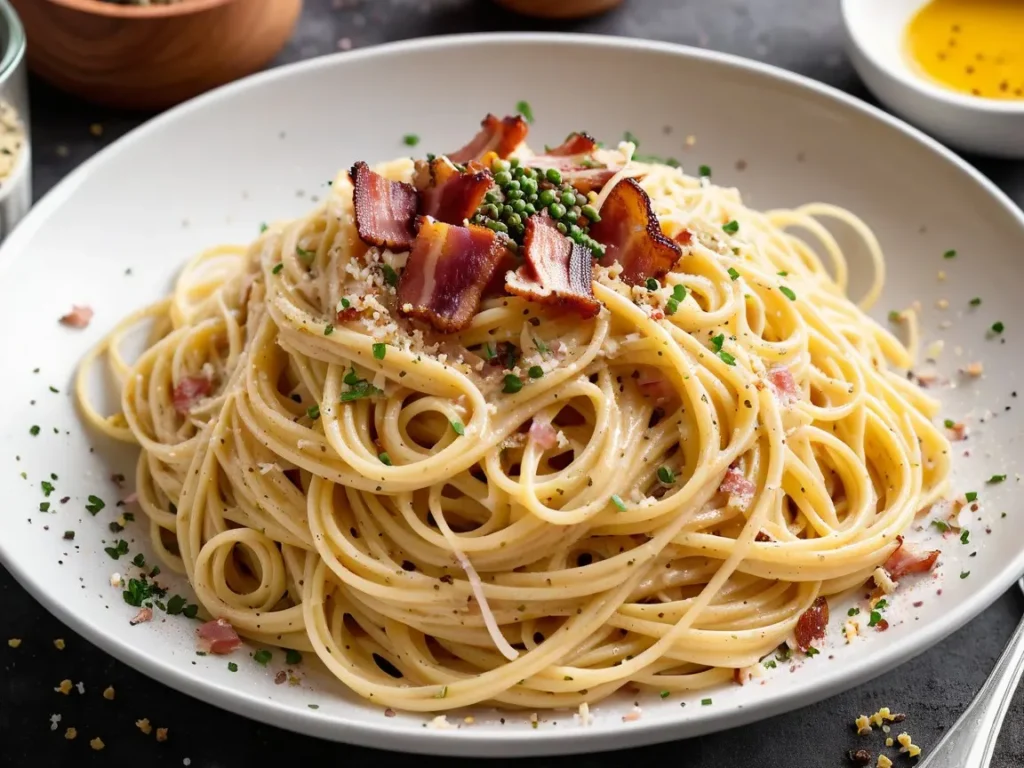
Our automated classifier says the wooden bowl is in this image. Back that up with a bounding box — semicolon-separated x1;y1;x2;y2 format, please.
10;0;302;110
495;0;624;19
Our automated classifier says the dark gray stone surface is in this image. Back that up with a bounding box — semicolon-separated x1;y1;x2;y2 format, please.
3;1;1022;766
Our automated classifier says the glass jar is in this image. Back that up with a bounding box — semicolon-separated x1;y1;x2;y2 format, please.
0;0;28;239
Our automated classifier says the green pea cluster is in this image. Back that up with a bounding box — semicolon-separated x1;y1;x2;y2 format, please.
471;157;606;257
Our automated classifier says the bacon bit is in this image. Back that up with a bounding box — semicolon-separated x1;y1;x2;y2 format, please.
732;668;745;685
794;596;829;651
719;467;755;510
448;114;528;164
419;157;493;226
591;178;682;285
961;361;984;377
506;215;600;318
155;727;168;742
336;306;359;323
384;708;397;718
274;671;287;685
483;247;518;298
673;229;692;246
397;217;508;332
129;607;153;626
350;161;418;250
59;305;94;328
545;131;598;156
884;536;940;580
876;619;890;632
947;421;968;441
528;420;558;451
755;530;773;542
637;370;675;404
621;706;642;722
766;366;799;405
172;376;212;415
849;749;872;766
196;618;242;655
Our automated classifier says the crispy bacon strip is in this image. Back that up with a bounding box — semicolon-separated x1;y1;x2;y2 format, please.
172;376;212;415
197;618;242;655
351;161;418;250
591;178;682;285
794;596;829;651
448;114;528;164
419;161;493;226
884;536;940;580
546;131;599;156
397;217;507;332
505;215;599;318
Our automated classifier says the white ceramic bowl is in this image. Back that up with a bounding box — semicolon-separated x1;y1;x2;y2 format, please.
841;0;1024;158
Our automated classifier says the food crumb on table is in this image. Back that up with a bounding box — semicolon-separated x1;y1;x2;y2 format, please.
136;718;152;735
64;727;77;740
102;686;115;700
7;638;21;648
89;737;104;751
53;638;65;650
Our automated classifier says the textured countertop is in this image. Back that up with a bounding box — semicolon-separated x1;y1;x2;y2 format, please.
3;1;1023;766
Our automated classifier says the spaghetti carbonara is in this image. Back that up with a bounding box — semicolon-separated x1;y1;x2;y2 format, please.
77;121;950;713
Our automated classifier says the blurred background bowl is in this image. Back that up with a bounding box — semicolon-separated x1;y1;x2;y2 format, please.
10;0;302;111
495;0;623;20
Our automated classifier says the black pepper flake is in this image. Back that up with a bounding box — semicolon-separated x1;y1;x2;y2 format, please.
401;560;416;571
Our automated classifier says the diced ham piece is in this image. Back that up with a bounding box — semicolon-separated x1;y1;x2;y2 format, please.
419;159;493;226
505;215;600;318
129;607;153;626
528;420;558;451
794;596;829;651
884;536;940;580
637;370;675;404
197;618;242;655
397;217;508;333
545;131;599;156
767;366;800;406
172;376;212;415
448;114;528;164
350;161;418;250
720;467;756;510
59;305;94;328
591;178;682;285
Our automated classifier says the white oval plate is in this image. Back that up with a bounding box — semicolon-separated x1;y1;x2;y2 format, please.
2;33;1022;757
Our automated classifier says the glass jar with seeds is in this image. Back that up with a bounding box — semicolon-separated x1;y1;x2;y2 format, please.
0;0;28;239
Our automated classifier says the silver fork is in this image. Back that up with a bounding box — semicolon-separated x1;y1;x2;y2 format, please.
918;579;1024;767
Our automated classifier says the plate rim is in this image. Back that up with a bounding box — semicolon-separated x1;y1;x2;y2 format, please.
3;31;1024;757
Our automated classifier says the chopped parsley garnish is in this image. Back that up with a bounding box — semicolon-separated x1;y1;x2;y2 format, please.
483;342;496;360
727;267;740;281
228;662;238;672
665;284;687;315
132;553;146;568
991;321;1005;334
763;659;777;669
888;310;901;323
340;297;351;310
308;704;319;710
848;607;860;617
657;466;675;484
307;405;320;420
645;277;659;291
970;297;981;307
122;577;155;607
296;245;315;262
659;690;671;699
286;649;303;665
183;604;199;619
49;386;59;394
717;350;736;366
272;263;283;275
41;481;55;497
503;374;523;394
610;494;627;512
528;365;544;379
381;264;399;287
722;220;739;235
534;336;550;357
805;646;819;657
701;698;712;706
960;530;970;545
29;425;39;436
779;286;797;301
988;474;1007;484
166;595;187;615
372;343;387;360
960;570;970;579
931;520;951;533
874;599;888;611
39;502;50;512
698;164;711;177
965;491;978;503
867;610;882;627
149;566;160;577
323;324;334;336
777;270;788;277
63;530;75;540
259;222;268;233
943;249;957;259
943;419;955;428
515;101;534;123
450;420;465;436
253;649;272;666
104;540;129;560
402;134;420;147
378;452;392;466
340;367;383;402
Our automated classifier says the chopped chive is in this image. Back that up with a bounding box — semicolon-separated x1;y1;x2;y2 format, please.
805;646;819;657
701;698;712;706
991;321;1005;334
698;164;711;177
63;530;75;540
965;491;978;503
85;495;105;514
381;264;399;287
272;263;283;274
711;334;724;352
166;595;186;615
763;659;777;669
296;245;315;262
960;529;970;545
874;599;888;611
943;419;955;428
672;284;686;302
528;365;544;379
779;286;796;301
39;502;50;512
307;405;320;420
41;481;55;497
722;220;739;235
372;342;387;360
323;324;334;336
943;249;957;259
228;662;238;672
931;520;950;533
378;452;392;466
515;100;534;123
777;270;788;276
988;474;1006;484
727;267;740;281
402;134;420;147
868;611;882;627
657;466;675;484
718;350;737;366
659;690;671;699
610;494;627;512
503;374;523;394
29;425;40;436
259;222;268;233
969;297;981;307
483;342;496;360
848;607;860;616
285;649;303;665
450;421;465;436
253;649;272;666
665;298;679;315
960;570;970;579
132;553;146;568
534;337;550;357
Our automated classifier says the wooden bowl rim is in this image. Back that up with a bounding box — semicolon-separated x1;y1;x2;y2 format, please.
43;0;237;19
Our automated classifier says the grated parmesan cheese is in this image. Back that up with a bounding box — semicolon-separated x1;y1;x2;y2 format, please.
877;756;892;768
844;620;860;644
427;715;452;730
